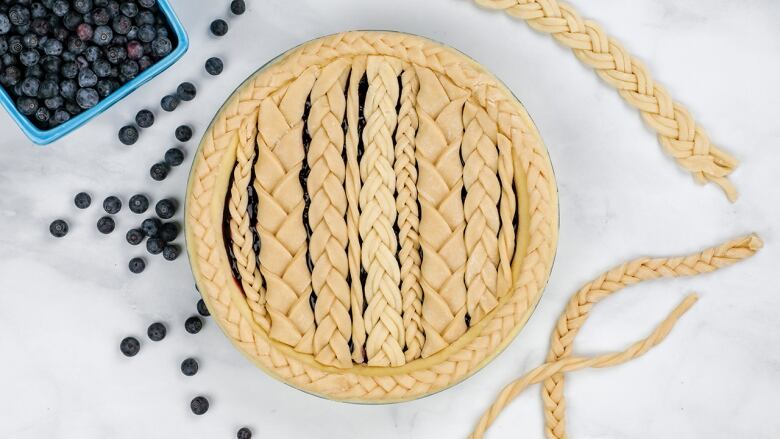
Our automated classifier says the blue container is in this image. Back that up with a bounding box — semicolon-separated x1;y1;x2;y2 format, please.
0;0;189;145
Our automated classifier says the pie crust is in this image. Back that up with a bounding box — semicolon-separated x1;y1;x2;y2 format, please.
185;31;558;402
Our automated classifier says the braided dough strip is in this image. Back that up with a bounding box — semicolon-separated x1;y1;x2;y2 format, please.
308;60;352;368
255;67;318;354
469;234;762;439
395;66;425;362
474;0;738;201
416;66;469;358
361;56;405;367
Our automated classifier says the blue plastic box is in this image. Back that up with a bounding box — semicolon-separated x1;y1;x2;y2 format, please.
0;0;188;145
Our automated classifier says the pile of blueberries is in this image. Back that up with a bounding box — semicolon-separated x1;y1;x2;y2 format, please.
0;0;176;129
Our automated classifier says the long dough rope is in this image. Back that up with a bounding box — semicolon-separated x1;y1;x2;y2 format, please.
416;66;470;358
307;60;352;368
255;67;318;354
395;66;425;362
470;234;763;439
228;110;270;331
360;56;405;366
463;98;501;322
474;0;739;201
345;57;368;364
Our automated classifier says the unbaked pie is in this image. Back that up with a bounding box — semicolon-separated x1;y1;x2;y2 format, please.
186;31;557;402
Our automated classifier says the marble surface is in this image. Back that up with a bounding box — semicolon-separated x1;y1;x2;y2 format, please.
1;0;779;437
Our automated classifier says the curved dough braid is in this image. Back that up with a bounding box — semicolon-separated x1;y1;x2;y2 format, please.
255;67;318;354
308;60;352;368
475;0;739;201
416;66;469;358
360;56;405;366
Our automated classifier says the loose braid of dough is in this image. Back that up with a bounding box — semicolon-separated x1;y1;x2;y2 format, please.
307;60;352;368
462;99;500;322
228;111;270;331
360;56;405;367
345;57;367;363
469;234;762;439
395;67;424;362
255;67;318;354
540;234;763;439
416;66;469;358
474;0;739;201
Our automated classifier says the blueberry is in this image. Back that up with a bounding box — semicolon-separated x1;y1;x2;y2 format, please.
150;36;171;57
67;36;86;54
44;96;64;110
59;79;77;99
135;109;154;128
63;11;82;31
135;10;154;26
236;427;252;439
38;79;58;98
209;19;228;37
159;221;178;242
176;81;195;101
34;106;50;123
137;55;151;70
126;228;144;245
52;26;69;42
23;33;39;49
164;147;183;167
0;15;10;35
141;217;161;237
147;322;166;341
103;196;122;214
93;58;111;77
26;64;44;79
96;79;118;97
8;35;23;53
53;109;70;124
185;316;203;334
92;24;112;45
116;125;140;146
76;87;98;108
120;2;138;17
75;22;93;41
49;219;68;237
52;0;70;17
16;97;37;115
181;358;198;376
106;45;126;64
78;67;97;87
126;25;138;40
97;216;115;234
2;66;21;85
41;56;61;73
73;0;94;14
30;18;49;35
204;57;222;76
137;23;155;42
138;0;156;8
20;77;39;96
231;0;246;15
65;99;82;115
162;243;179;261
126;40;143;59
19;49;40;66
112;15;131;35
92;8;110;26
146;237;164;254
74;192;91;209
106;0;121;17
119;59;138;79
129;194;149;214
128;256;145;273
9;5;31;27
196;299;210;317
160;94;178;112
60;61;77;78
120;336;140;356
155;198;176;219
149;162;169;181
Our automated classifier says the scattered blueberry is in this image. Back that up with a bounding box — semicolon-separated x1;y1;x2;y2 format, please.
135;109;154;128
164;147;184;167
185;316;203;334
128;257;145;273
230;0;247;16
129;194;150;214
147;322;167;341
149;162;169;181
103;196;122;214
146;237;164;254
120;336;140;357
162;243;179;261
97;216;116;234
236;427;252;439
141;217;161;237
190;396;209;415
174;124;192;142
74;192;91;209
209;19;228;37
176;81;196;101
155;198;176;219
126;228;144;245
159;221;179;242
181;357;198;376
160;94;178;112
197;299;210;317
204;56;223;76
118;125;138;145
49;219;69;237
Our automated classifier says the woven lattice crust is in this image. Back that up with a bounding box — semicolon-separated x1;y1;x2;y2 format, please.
186;31;558;402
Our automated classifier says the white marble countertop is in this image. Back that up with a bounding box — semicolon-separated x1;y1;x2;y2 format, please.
1;0;779;437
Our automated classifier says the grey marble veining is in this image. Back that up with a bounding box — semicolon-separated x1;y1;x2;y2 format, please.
1;0;779;437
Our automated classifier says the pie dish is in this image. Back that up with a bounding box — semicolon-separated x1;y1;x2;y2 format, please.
185;31;558;402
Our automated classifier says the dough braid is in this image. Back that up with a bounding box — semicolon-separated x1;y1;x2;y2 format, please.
360;56;405;367
462;99;500;322
307;60;352;368
415;66;469;358
395;67;424;362
255;67;318;354
469;234;763;439
228;110;270;331
474;0;739;201
345;57;367;363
